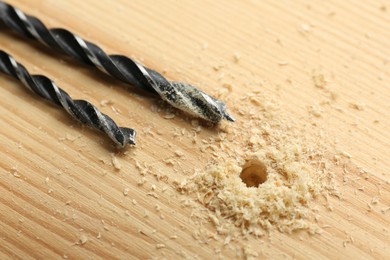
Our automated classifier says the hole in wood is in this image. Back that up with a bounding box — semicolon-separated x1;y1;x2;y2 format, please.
240;159;268;187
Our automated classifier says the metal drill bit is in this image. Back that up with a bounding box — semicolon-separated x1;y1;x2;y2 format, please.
0;1;235;123
0;50;136;147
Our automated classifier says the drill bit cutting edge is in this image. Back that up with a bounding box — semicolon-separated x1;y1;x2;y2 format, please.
0;50;136;147
0;1;235;123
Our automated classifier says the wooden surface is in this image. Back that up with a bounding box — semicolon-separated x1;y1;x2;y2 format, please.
0;0;389;259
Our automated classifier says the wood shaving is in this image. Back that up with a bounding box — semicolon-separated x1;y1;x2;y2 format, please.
300;23;312;33
175;150;184;157
100;99;114;107
65;132;79;141
233;52;241;63
278;61;289;66
79;234;88;245
10;166;21;178
156;243;166;249
349;102;366;111
111;155;122;171
308;105;322;117
164;112;175;119
312;71;327;89
146;192;159;199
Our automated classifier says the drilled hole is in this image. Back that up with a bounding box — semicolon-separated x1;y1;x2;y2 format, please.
240;159;268;187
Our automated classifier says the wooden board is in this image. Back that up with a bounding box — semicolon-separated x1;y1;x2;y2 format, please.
0;0;389;259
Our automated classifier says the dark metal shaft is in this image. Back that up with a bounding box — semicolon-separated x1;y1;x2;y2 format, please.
0;49;136;147
0;1;235;123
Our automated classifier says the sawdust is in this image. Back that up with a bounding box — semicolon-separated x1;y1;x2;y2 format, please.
177;89;336;238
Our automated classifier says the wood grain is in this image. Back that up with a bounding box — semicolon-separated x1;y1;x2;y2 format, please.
0;0;389;259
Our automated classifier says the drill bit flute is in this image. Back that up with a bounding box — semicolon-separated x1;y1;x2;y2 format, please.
0;50;136;147
0;1;235;123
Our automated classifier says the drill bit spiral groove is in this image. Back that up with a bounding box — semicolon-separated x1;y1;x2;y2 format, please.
0;1;235;123
0;50;136;147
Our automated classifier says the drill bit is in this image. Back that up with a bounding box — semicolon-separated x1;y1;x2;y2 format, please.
0;49;136;147
0;1;235;123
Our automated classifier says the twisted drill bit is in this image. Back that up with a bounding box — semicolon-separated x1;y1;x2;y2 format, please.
0;50;136;147
0;1;235;123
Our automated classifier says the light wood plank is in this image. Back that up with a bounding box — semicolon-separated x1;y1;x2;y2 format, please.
0;0;389;258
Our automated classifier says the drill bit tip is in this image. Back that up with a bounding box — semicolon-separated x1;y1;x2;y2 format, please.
121;128;136;146
166;81;235;123
224;112;236;122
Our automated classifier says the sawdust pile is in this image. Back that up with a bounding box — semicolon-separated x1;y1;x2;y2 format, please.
177;90;336;237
